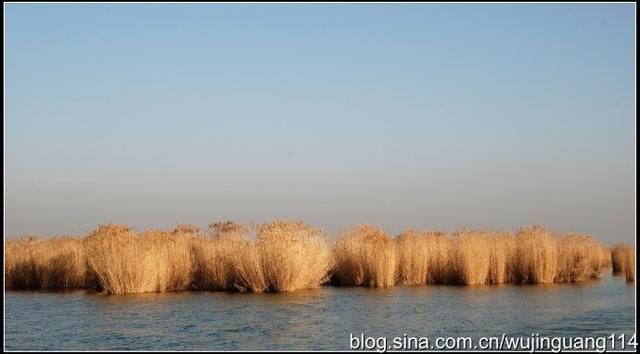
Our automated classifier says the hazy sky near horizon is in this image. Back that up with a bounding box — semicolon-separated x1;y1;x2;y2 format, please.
5;4;636;243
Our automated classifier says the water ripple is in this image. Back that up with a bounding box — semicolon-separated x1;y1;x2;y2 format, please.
5;273;635;351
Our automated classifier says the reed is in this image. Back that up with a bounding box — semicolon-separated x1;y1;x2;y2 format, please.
144;229;194;292
192;220;332;292
191;234;241;291
5;222;619;293
85;224;192;294
487;232;515;284
191;232;267;292
232;235;269;293
611;245;628;274
84;225;157;294
512;226;558;284
450;229;491;285
5;235;40;288
599;247;612;268
5;235;86;289
610;245;635;282
424;231;452;284
555;234;602;282
257;220;333;292
191;221;246;291
396;230;430;286
333;225;396;287
42;237;87;289
623;247;634;283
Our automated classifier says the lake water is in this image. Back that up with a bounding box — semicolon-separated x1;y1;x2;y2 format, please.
5;271;636;351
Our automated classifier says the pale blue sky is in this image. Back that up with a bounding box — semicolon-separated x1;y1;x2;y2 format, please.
4;3;636;243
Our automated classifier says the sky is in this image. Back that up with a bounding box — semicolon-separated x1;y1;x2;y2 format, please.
4;3;636;244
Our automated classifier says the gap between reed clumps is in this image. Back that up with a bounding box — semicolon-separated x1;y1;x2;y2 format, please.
4;221;634;294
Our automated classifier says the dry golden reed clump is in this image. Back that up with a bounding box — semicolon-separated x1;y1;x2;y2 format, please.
513;226;558;284
5;235;40;288
5;235;86;289
611;245;636;282
190;232;247;291
192;220;332;293
611;245;628;274
599;246;612;268
5;222;618;294
450;229;491;285
200;220;265;292
487;231;515;285
257;220;333;292
144;229;194;292
41;237;87;289
424;231;452;284
231;235;269;293
623;247;635;283
555;234;602;282
333;225;396;287
396;230;431;286
396;229;515;286
85;226;154;294
85;224;193;294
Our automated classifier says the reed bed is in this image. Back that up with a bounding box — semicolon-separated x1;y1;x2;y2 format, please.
424;231;452;284
599;247;612;268
84;225;193;294
487;232;515;285
555;234;603;282
333;225;397;287
4;222;629;294
512;226;558;284
611;245;635;282
190;220;332;292
257;220;333;292
611;245;628;274
623;247;635;283
396;230;431;286
190;224;249;291
5;235;86;289
191;230;267;292
450;229;492;285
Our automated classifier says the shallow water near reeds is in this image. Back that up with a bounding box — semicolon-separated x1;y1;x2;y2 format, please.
5;271;636;351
